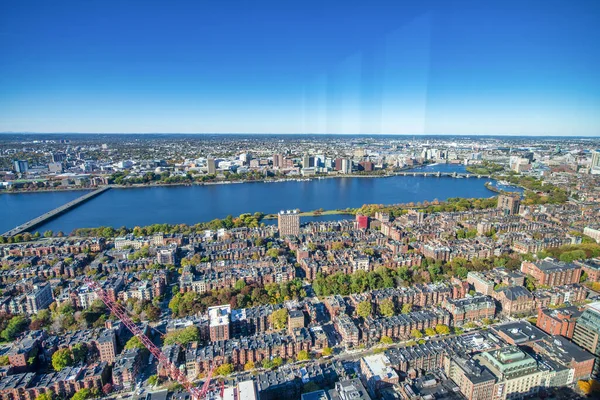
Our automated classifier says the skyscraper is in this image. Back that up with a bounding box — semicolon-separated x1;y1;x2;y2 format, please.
207;158;216;175
572;302;600;378
278;210;300;237
13;160;28;174
497;194;521;216
591;150;600;175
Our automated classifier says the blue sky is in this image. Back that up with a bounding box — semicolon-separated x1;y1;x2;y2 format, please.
0;0;599;135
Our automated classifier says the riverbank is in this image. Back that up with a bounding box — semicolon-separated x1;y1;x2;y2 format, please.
263;209;355;220
0;168;417;194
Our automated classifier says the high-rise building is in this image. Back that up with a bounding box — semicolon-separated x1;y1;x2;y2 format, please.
572;302;600;378
273;154;282;168
302;154;313;168
51;152;67;162
208;305;231;341
497;194;521;216
591;150;600;175
355;214;369;230
278;209;300;236
341;158;352;174
13;160;28;174
206;158;216;175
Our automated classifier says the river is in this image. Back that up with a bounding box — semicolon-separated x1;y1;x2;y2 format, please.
1;164;512;234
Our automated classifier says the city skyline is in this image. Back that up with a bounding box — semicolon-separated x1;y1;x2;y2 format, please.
1;0;599;136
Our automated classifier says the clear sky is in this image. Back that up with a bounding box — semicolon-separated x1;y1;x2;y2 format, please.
1;0;599;135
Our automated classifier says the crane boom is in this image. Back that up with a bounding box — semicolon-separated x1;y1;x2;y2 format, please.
84;277;213;399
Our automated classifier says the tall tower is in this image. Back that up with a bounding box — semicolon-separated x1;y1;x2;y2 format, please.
278;210;300;236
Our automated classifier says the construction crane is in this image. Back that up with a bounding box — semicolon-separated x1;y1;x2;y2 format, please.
84;277;214;400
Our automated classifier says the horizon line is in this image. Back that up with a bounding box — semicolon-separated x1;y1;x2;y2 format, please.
1;132;599;138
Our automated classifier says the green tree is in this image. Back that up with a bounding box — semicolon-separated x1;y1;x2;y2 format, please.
380;336;393;345
43;230;53;238
164;326;200;346
297;350;310;361
378;299;395;317
272;357;283;368
410;329;423;339
52;348;74;371
401;303;413;314
269;308;289;330
148;375;159;386
71;388;93;400
125;336;146;350
525;275;536;292
356;300;372;318
1;315;29;341
0;355;9;366
36;394;53;400
435;324;450;335
215;363;234;376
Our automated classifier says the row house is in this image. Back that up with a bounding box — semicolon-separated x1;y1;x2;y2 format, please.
362;308;451;343
443;295;496;325
0;362;108;400
182;329;313;376
513;237;571;254
532;284;587;309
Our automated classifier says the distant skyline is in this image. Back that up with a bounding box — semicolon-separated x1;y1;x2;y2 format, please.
1;0;599;136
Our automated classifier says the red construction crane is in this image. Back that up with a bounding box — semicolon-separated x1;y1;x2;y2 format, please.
84;277;214;400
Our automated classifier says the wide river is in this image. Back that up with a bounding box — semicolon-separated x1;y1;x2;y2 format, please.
1;164;511;234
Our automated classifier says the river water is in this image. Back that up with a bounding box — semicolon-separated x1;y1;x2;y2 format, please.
1;164;511;234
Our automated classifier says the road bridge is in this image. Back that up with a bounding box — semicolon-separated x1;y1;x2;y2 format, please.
394;171;491;179
2;186;111;237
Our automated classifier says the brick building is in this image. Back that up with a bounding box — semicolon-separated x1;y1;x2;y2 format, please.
521;258;581;287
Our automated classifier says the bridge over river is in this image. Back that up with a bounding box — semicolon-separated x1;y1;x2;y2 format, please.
393;171;492;179
2;186;111;237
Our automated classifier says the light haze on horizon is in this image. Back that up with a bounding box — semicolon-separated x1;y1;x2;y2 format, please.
1;0;599;136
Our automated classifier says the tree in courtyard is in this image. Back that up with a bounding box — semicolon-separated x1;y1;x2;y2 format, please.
125;336;146;350
356;300;372;318
52;348;74;371
269;308;288;330
401;303;413;314
163;326;200;346
378;299;395;317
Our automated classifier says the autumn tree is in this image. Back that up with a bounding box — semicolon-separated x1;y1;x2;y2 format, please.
410;329;423;339
297;350;310;361
401;303;413;314
52;348;74;371
356;300;372;318
435;324;450;335
378;299;395;317
269;308;288;330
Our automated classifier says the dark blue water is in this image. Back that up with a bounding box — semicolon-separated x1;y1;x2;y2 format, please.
0;190;90;233
1;165;500;234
